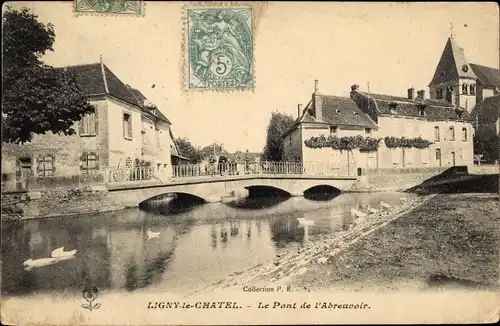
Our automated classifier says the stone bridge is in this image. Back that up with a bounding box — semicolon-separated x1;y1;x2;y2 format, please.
106;175;358;208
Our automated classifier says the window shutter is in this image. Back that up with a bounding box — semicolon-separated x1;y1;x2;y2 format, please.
79;118;84;135
123;116;126;138
94;108;98;135
128;117;132;138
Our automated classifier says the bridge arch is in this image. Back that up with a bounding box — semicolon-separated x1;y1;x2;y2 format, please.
244;185;293;198
138;192;207;207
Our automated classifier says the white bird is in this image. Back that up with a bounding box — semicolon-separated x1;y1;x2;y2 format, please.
147;230;160;239
365;205;379;214
51;247;78;258
296;218;315;226
350;208;367;218
380;201;392;209
23;258;58;271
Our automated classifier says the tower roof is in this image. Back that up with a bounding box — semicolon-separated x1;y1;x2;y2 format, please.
429;37;477;86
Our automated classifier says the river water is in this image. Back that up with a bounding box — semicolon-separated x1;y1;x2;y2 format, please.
1;191;415;298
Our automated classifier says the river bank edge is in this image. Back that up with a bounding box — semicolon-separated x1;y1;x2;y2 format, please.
192;192;436;295
1;187;415;223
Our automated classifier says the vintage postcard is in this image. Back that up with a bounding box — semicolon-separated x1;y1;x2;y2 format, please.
1;1;499;325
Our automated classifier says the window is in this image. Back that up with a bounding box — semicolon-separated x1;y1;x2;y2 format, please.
462;127;468;141
462;84;468;95
436;88;443;99
449;126;455;141
434;126;440;142
123;112;132;139
470;84;476;95
435;149;441;161
365;128;371;135
125;157;133;167
330;126;338;136
80;109;97;136
37;155;54;177
81;153;98;176
419;108;425;116
421;149;429;164
445;86;453;102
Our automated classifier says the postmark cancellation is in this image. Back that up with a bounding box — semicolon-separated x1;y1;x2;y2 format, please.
185;6;254;91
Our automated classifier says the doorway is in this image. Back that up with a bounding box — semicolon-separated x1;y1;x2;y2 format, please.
16;157;32;189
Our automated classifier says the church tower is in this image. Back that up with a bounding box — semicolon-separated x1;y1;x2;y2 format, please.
429;34;477;112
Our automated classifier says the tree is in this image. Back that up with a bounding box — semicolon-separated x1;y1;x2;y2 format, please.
174;137;203;163
262;111;295;161
2;7;94;144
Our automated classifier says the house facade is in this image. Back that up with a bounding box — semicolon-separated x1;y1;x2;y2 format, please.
428;36;500;113
281;80;379;170
281;81;475;170
2;59;178;188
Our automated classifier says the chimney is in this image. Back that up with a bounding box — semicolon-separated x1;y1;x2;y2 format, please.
313;80;323;121
417;89;425;99
407;87;415;100
297;104;303;118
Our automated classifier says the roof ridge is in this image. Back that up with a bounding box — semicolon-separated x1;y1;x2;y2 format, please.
55;62;101;69
470;63;500;70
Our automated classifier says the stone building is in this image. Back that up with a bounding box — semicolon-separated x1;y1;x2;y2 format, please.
428;36;500;113
2;58;178;188
281;81;475;170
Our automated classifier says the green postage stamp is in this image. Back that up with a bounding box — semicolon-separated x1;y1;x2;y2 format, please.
186;7;254;90
74;0;144;16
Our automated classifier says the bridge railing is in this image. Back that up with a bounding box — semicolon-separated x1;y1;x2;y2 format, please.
171;161;354;179
104;166;156;183
103;161;355;183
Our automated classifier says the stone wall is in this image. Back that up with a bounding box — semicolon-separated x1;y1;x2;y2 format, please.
349;167;454;192
3;186;124;220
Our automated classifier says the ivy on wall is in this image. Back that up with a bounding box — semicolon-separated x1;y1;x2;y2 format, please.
304;135;433;151
384;136;433;149
304;135;382;151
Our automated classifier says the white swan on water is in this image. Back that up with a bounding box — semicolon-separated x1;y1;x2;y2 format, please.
296;218;315;226
51;247;78;258
380;201;392;209
350;208;367;218
147;230;161;239
365;205;379;214
23;258;58;271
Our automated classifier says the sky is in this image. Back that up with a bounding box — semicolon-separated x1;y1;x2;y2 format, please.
6;1;499;153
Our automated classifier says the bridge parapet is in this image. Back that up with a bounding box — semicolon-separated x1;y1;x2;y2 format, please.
103;161;356;184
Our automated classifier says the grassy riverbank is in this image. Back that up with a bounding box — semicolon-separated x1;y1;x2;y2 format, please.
291;192;499;292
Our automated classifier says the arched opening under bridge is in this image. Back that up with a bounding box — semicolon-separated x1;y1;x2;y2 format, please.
303;185;342;201
139;192;206;214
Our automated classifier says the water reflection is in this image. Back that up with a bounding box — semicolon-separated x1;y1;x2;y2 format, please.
1;191;416;297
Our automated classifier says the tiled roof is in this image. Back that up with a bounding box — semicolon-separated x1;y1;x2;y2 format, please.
319;95;378;128
470;95;500;125
200;143;229;156
429;37;477;86
470;64;500;88
364;93;455;107
59;63;171;124
356;91;474;122
127;86;171;124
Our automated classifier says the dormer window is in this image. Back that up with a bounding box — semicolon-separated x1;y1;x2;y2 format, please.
353;111;359;115
470;84;476;95
419;107;426;117
462;84;468;95
335;109;341;114
441;71;446;77
389;103;398;115
436;88;444;99
330;126;338;136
